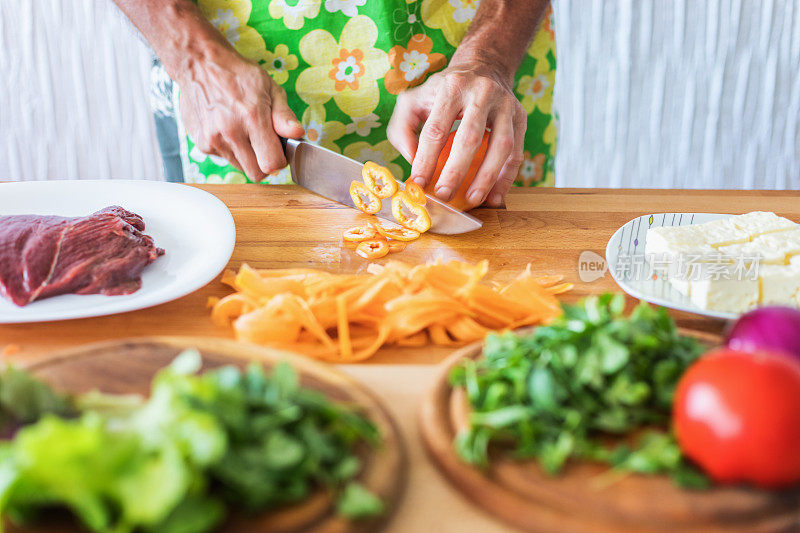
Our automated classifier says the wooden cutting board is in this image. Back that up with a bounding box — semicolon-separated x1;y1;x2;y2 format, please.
419;337;800;533
8;337;407;533
12;186;800;364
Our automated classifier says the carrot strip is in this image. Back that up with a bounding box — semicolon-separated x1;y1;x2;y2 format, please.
211;293;257;326
283;295;335;347
211;259;571;362
547;282;575;295
429;324;458;346
533;274;565;287
336;295;352;360
220;269;237;287
396;331;428;347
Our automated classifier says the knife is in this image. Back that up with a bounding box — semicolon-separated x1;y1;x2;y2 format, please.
281;138;482;235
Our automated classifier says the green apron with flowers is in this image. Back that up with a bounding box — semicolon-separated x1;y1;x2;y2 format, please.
182;0;556;187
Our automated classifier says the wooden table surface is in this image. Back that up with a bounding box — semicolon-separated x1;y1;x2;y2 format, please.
4;185;800;364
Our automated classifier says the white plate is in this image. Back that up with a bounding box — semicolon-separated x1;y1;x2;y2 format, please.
605;213;737;320
0;180;235;323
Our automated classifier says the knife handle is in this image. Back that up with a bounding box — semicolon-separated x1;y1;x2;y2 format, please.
279;136;300;163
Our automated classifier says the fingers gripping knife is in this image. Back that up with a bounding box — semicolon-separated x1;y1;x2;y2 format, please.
279;137;482;235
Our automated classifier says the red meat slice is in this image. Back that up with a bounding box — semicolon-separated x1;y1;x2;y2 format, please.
0;206;164;306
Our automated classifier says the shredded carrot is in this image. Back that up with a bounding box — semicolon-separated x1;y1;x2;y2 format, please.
336;295;353;359
428;324;458;346
396;331;428;347
220;269;237;287
211;260;570;361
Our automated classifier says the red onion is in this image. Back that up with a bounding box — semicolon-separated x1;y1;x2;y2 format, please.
726;307;800;360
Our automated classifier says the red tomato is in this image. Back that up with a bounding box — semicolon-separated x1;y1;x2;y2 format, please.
673;348;800;488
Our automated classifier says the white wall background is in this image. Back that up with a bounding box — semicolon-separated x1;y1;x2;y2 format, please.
0;0;162;181
1;0;799;188
553;0;800;189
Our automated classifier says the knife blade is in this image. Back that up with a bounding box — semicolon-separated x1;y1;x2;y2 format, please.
282;138;482;235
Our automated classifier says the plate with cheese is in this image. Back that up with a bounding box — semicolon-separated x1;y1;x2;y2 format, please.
606;211;800;319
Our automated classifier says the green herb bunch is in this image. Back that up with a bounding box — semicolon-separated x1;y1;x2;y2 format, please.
0;351;383;533
450;293;709;488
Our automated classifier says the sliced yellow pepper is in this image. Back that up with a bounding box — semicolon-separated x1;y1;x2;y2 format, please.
391;191;431;233
349;181;382;214
370;221;421;242
342;225;378;242
355;239;389;260
404;181;427;205
362;161;399;199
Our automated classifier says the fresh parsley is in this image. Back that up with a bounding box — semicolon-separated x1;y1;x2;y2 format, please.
450;293;709;488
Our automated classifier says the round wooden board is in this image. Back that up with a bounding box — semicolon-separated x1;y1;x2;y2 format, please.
419;331;800;533
9;337;407;533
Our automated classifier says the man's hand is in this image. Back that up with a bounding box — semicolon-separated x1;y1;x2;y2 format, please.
112;0;304;180
388;58;526;207
177;50;304;180
387;0;550;208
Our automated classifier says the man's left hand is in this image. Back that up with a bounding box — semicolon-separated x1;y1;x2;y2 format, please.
387;58;527;208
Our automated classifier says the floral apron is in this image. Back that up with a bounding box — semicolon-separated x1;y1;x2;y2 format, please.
180;0;556;187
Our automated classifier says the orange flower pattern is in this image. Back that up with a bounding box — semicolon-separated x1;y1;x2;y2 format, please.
384;34;446;94
542;6;554;39
517;151;546;186
329;48;366;91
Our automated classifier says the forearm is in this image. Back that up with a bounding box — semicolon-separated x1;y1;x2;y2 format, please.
452;0;550;80
112;0;237;83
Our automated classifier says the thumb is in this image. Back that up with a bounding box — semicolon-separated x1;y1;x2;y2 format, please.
271;86;305;139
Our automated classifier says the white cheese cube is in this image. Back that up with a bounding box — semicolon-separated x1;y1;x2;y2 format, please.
689;277;759;313
759;264;800;307
645;217;750;260
645;225;716;257
647;222;738;292
693;218;751;248
669;277;691;296
642;212;800;314
719;229;800;265
731;211;798;239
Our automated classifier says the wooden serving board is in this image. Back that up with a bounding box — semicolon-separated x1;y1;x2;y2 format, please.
9;337;407;533
419;336;800;533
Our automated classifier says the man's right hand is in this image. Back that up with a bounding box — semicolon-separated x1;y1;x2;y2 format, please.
114;0;306;180
177;49;305;180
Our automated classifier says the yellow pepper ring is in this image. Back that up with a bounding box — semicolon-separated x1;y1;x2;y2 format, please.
355;239;390;259
370;222;421;242
342;225;378;242
391;191;431;233
349;181;382;214
362;161;399;199
404;181;427;205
